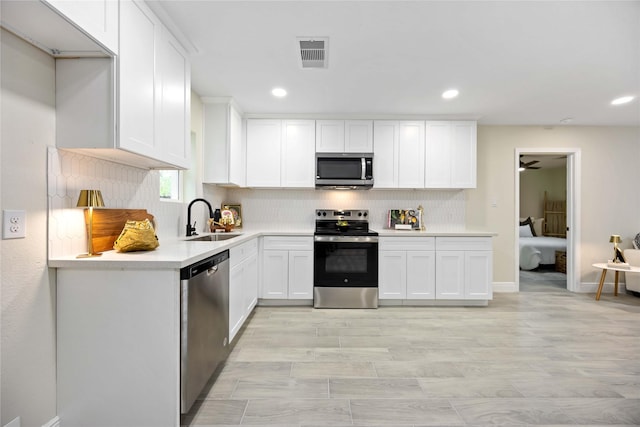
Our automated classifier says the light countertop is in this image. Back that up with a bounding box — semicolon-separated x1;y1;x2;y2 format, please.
49;228;496;269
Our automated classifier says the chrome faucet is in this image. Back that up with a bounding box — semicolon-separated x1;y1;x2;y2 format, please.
186;198;214;236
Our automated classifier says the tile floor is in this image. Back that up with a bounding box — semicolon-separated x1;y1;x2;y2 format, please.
182;282;640;426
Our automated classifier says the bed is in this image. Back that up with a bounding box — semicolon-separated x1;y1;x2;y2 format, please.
519;235;567;270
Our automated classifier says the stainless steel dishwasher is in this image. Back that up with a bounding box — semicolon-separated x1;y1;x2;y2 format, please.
180;250;230;414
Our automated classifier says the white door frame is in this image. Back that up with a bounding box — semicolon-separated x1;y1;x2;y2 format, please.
515;148;581;292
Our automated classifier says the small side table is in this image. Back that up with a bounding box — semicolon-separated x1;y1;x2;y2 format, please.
592;263;640;300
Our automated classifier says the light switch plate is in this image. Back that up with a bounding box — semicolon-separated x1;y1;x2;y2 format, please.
3;209;26;239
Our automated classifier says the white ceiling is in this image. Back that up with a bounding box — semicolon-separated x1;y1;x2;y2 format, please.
152;1;640;126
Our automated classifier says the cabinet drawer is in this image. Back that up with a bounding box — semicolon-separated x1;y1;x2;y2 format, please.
380;237;435;251
263;236;313;251
436;237;492;251
230;238;258;266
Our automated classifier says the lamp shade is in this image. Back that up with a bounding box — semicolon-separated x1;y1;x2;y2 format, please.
76;190;105;208
609;235;622;244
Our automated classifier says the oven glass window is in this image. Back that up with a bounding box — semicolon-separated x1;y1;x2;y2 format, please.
325;248;367;273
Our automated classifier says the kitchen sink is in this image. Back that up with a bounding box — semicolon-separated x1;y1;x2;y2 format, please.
187;233;242;242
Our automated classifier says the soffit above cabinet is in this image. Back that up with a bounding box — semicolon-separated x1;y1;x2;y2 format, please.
0;0;112;57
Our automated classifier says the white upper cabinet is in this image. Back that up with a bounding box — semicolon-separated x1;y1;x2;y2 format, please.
345;120;374;152
425;121;477;188
281;120;315;188
246;119;282;187
156;26;191;168
315;120;344;152
398;121;425;188
0;0;115;57
373;121;399;188
203;99;244;186
55;0;191;169
246;119;314;188
373;121;425;189
46;0;119;54
316;120;373;153
119;0;160;157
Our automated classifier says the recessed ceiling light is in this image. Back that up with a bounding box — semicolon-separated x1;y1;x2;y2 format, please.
442;89;459;99
611;95;634;105
272;88;287;98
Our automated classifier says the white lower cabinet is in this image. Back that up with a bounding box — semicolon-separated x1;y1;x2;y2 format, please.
261;236;313;299
380;236;492;301
435;237;493;300
229;239;258;342
379;237;435;299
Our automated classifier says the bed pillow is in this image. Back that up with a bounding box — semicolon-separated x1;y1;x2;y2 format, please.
519;217;537;237
519;225;534;237
634;232;640;249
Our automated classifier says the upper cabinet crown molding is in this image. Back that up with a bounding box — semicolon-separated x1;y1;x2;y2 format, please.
1;0;117;56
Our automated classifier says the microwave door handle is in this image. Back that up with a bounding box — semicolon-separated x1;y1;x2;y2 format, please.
361;158;366;180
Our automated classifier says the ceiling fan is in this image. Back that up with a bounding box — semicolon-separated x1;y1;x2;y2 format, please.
519;155;540;170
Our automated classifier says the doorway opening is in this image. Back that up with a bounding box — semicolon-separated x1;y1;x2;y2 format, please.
515;148;581;293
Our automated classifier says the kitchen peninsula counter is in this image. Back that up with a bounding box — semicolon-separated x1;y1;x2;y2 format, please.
48;229;314;269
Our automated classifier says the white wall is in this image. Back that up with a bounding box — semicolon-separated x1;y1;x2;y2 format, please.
520;166;566;220
1;29;57;427
467;125;640;287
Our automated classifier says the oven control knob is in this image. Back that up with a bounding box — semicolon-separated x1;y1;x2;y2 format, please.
344;278;349;283
317;212;321;217
358;212;363;217
322;212;327;216
363;212;368;217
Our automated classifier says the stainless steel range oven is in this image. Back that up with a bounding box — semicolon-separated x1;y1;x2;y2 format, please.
314;209;378;308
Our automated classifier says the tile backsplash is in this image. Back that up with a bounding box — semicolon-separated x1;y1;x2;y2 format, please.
48;147;465;258
47;148;186;258
224;188;465;231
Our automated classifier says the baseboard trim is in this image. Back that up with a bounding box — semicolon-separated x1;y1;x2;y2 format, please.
493;282;517;292
42;416;60;427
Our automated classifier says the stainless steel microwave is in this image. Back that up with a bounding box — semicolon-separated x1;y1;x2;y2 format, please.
315;153;374;190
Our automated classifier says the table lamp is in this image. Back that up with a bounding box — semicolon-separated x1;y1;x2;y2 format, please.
76;189;105;258
609;234;625;263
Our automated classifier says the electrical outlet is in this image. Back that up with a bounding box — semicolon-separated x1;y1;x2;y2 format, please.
3;210;26;239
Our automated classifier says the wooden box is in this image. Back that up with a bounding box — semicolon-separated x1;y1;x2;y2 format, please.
555;250;567;273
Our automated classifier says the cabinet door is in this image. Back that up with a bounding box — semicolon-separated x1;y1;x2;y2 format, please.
119;0;159;157
316;120;344;152
261;250;288;298
246;119;282;187
373;121;398;188
450;121;477;188
281;120;315;188
406;251;436;299
46;0;119;54
203;101;244;185
229;263;245;342
228;105;245;186
379;251;406;299
465;251;492;299
345;120;373;152
288;251;313;299
424;121;452;188
435;251;465;299
397;121;425;188
244;254;258;313
157;27;190;168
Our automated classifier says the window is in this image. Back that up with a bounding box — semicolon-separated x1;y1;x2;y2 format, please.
159;170;180;200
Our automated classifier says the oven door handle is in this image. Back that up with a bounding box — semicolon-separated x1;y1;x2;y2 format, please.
361;157;366;180
314;235;379;243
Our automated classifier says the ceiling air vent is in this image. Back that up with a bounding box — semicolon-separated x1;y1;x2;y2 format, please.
297;37;328;69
